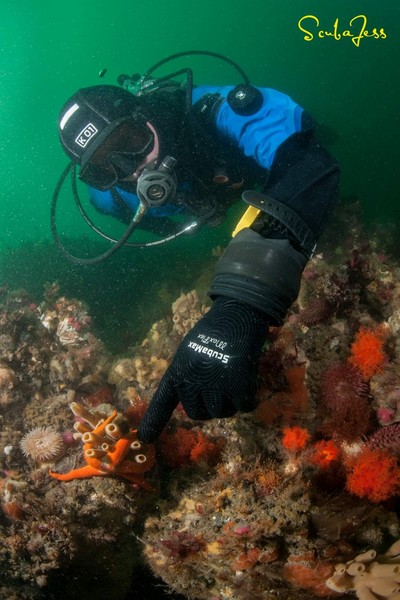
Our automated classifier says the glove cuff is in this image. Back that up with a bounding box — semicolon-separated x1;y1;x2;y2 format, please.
209;228;307;325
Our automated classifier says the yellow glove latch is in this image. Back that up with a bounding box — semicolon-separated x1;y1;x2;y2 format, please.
231;205;260;238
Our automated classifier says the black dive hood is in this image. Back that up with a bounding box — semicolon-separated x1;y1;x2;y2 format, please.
51;50;263;265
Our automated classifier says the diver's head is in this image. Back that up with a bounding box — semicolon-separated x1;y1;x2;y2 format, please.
58;85;160;191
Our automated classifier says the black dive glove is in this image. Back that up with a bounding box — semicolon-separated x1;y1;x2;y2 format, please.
138;296;269;443
139;223;308;443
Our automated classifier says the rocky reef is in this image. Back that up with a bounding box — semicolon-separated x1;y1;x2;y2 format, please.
0;284;153;599
137;204;400;600
1;203;400;599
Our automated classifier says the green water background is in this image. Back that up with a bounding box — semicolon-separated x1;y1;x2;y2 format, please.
0;0;399;350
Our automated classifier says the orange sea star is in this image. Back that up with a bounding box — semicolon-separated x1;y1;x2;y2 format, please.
49;402;156;490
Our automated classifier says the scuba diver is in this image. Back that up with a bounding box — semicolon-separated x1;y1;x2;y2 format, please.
54;51;340;443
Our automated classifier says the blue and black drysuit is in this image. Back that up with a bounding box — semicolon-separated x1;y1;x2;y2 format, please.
89;85;340;443
89;85;337;246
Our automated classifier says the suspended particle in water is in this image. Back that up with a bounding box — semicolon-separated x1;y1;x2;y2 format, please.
99;68;107;78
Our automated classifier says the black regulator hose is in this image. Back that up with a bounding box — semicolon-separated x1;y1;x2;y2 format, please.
141;50;251;85
51;163;148;265
51;163;201;265
138;50;262;116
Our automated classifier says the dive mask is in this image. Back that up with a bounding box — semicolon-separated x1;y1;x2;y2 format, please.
79;118;155;191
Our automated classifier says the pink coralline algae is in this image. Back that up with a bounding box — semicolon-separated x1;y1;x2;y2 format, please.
161;531;206;560
377;407;396;424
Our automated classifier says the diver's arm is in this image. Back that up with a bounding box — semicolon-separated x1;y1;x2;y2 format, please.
209;135;340;321
138;93;340;443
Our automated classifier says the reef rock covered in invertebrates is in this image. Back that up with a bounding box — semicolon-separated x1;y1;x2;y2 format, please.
137;204;400;600
3;202;400;600
0;284;155;599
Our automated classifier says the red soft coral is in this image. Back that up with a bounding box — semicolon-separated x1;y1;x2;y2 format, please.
348;326;387;379
190;431;224;465
159;427;198;467
282;426;311;453
308;440;340;469
346;447;400;503
159;428;223;468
